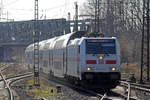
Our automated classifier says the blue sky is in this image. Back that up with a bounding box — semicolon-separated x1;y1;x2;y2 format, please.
2;0;85;21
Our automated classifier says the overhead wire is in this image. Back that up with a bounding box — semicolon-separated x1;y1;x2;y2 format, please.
3;0;83;21
62;0;68;18
45;4;68;11
4;0;21;7
3;8;33;11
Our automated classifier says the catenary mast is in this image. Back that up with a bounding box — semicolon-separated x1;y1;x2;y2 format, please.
33;0;40;86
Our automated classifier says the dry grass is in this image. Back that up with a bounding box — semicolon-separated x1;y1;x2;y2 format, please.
121;63;140;81
26;80;59;99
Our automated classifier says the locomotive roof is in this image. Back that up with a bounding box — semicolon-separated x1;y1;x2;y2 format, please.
26;31;117;52
84;37;117;39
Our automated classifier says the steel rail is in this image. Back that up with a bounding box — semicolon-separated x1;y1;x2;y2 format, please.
0;72;32;82
100;92;107;100
0;70;14;100
120;81;131;100
41;73;108;100
0;70;33;100
121;80;150;92
119;80;150;100
8;73;33;86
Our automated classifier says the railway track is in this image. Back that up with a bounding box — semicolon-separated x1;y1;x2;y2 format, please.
0;69;33;100
0;63;13;71
46;73;150;100
120;80;150;100
120;81;131;100
1;63;149;100
41;73;106;99
42;74;137;100
0;63;14;100
41;73;131;100
0;70;13;100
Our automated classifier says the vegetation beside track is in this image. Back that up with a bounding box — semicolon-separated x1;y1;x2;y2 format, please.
26;80;60;99
121;63;139;82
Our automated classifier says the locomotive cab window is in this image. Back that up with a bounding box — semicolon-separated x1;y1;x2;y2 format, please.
86;39;116;54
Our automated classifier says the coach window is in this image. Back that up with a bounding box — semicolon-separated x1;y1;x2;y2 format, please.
44;43;50;49
55;40;65;49
43;60;48;67
40;53;43;60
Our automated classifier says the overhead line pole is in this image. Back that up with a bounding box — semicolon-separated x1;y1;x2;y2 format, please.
94;0;104;36
97;0;100;33
140;0;145;83
74;2;78;32
146;0;149;81
33;0;40;86
94;0;97;33
141;0;150;83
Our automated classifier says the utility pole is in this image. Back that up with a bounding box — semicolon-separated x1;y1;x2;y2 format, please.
68;12;71;31
95;0;100;33
68;12;71;21
94;0;103;36
94;0;97;33
97;0;100;33
141;0;150;83
33;0;40;86
147;0;150;82
73;2;78;32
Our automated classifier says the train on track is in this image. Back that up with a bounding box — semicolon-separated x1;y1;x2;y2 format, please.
25;31;121;89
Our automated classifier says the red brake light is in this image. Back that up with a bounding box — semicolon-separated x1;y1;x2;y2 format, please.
86;60;97;64
106;60;116;64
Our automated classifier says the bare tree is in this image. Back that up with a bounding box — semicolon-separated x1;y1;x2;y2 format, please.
82;0;143;63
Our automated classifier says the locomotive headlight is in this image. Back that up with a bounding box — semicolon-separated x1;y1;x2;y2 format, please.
99;56;103;60
87;67;92;71
112;67;116;71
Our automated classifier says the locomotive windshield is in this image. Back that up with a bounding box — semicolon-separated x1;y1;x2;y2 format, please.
86;39;116;54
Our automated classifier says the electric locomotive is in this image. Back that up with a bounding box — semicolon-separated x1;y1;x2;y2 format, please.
25;31;120;89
